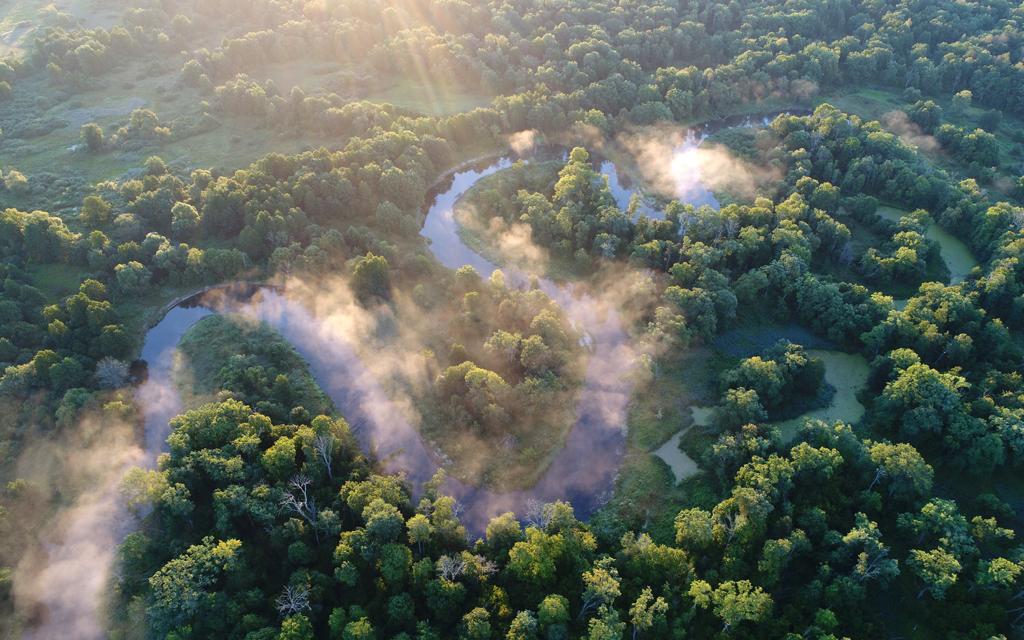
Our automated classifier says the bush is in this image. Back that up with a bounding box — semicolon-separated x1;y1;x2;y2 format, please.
81;122;104;152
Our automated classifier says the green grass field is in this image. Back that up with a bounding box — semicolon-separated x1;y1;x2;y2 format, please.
25;263;87;299
2;38;492;224
366;78;493;116
3;65;329;210
0;0;121;55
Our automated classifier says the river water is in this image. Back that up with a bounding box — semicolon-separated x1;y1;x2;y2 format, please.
136;111;801;531
139;157;639;532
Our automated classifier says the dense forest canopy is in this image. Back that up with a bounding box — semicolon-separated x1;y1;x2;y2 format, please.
2;0;1024;638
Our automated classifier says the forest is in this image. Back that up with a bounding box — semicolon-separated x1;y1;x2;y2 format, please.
2;0;1024;638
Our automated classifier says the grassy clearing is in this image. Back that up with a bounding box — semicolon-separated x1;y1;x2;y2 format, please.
1;56;403;218
2;65;329;205
819;87;905;122
0;0;123;55
256;59;366;96
2;54;492;221
24;263;88;299
366;77;493;116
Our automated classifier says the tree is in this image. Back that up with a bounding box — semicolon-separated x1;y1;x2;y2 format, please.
99;324;132;359
867;441;933;501
387;593;416;628
352;253;391;301
81;122;104;152
908;548;961;599
363;498;404;543
171;202;200;239
674;508;714;553
80;195;111;227
4;169;28;194
899;499;975;559
48;356;86;391
147;537;243;634
114;261;151;295
720;341;824;415
508;528;564;587
279;614;314;640
484;512;523;559
950;90;972;117
579;556;621;620
586;606;626;640
202;177;246;236
506;611;539;640
907;100;942;133
342;618;375;640
95;357;129;388
262;437;297;479
714;387;767;430
459;607;491;640
878;362;969;439
407;513;433;556
836;513;900;585
629;587;668;639
689;579;773;630
146;155;168;176
425;577;467;623
276;585;311;617
280;474;321;541
538;594;570;635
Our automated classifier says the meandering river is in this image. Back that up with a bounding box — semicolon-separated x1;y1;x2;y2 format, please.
140;158;640;533
136;111;807;531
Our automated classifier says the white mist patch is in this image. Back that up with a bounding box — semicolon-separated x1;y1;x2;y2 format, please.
790;79;819;100
454;202;550;274
881;110;941;154
13;413;146;640
618;125;779;205
508;129;538;155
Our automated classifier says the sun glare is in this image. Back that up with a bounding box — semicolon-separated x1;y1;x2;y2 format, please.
670;139;704;199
